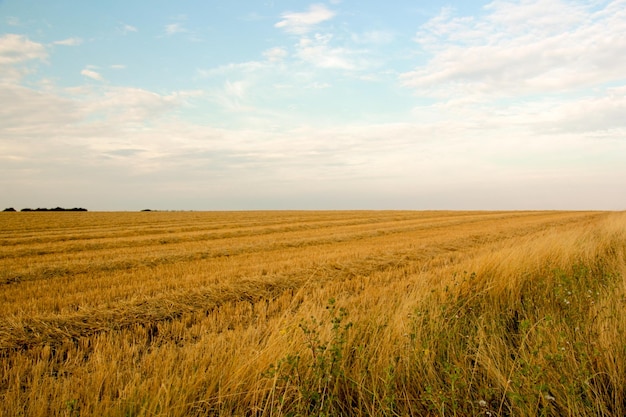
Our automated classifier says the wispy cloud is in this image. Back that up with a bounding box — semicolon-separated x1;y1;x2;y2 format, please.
306;82;331;89
402;0;626;99
273;5;380;72
0;83;81;133
263;47;288;62
210;80;257;112
296;35;351;69
351;30;394;45
275;4;336;34
196;61;268;78
0;34;47;82
296;33;365;70
532;86;626;134
6;17;20;26
0;34;47;65
165;23;187;35
81;68;104;81
84;87;183;123
53;37;83;46
119;23;138;34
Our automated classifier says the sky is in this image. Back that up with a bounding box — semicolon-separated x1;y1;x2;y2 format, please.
1;0;625;211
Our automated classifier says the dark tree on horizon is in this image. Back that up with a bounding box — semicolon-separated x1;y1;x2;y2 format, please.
18;207;88;212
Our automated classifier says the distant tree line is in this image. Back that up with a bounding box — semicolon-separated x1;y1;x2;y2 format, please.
3;207;88;212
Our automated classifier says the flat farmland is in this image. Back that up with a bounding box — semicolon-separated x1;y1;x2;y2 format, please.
1;210;625;416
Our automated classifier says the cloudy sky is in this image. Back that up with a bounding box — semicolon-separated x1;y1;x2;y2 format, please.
1;0;625;211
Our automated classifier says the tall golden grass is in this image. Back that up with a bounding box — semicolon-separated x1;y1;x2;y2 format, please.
0;210;624;416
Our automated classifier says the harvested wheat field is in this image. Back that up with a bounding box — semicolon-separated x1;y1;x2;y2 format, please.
1;210;625;416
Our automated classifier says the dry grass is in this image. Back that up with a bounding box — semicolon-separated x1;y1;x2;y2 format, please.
0;210;624;416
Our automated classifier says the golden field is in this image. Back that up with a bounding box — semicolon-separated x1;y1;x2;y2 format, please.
1;210;625;416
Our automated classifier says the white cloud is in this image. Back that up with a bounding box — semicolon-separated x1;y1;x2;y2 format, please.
1;84;194;149
0;34;47;65
110;64;126;70
81;69;104;81
533;86;626;133
117;23;138;34
351;30;394;45
306;82;330;89
483;0;589;35
263;47;288;62
209;80;257;112
196;61;268;78
0;84;81;134
295;33;366;70
275;4;336;34
84;87;184;123
225;80;247;100
402;0;626;98
165;23;186;35
53;37;83;46
396;0;626;162
0;34;47;83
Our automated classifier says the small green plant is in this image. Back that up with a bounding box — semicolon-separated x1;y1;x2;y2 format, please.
264;298;353;416
65;398;79;417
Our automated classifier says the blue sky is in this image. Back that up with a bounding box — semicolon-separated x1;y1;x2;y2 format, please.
1;0;625;210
